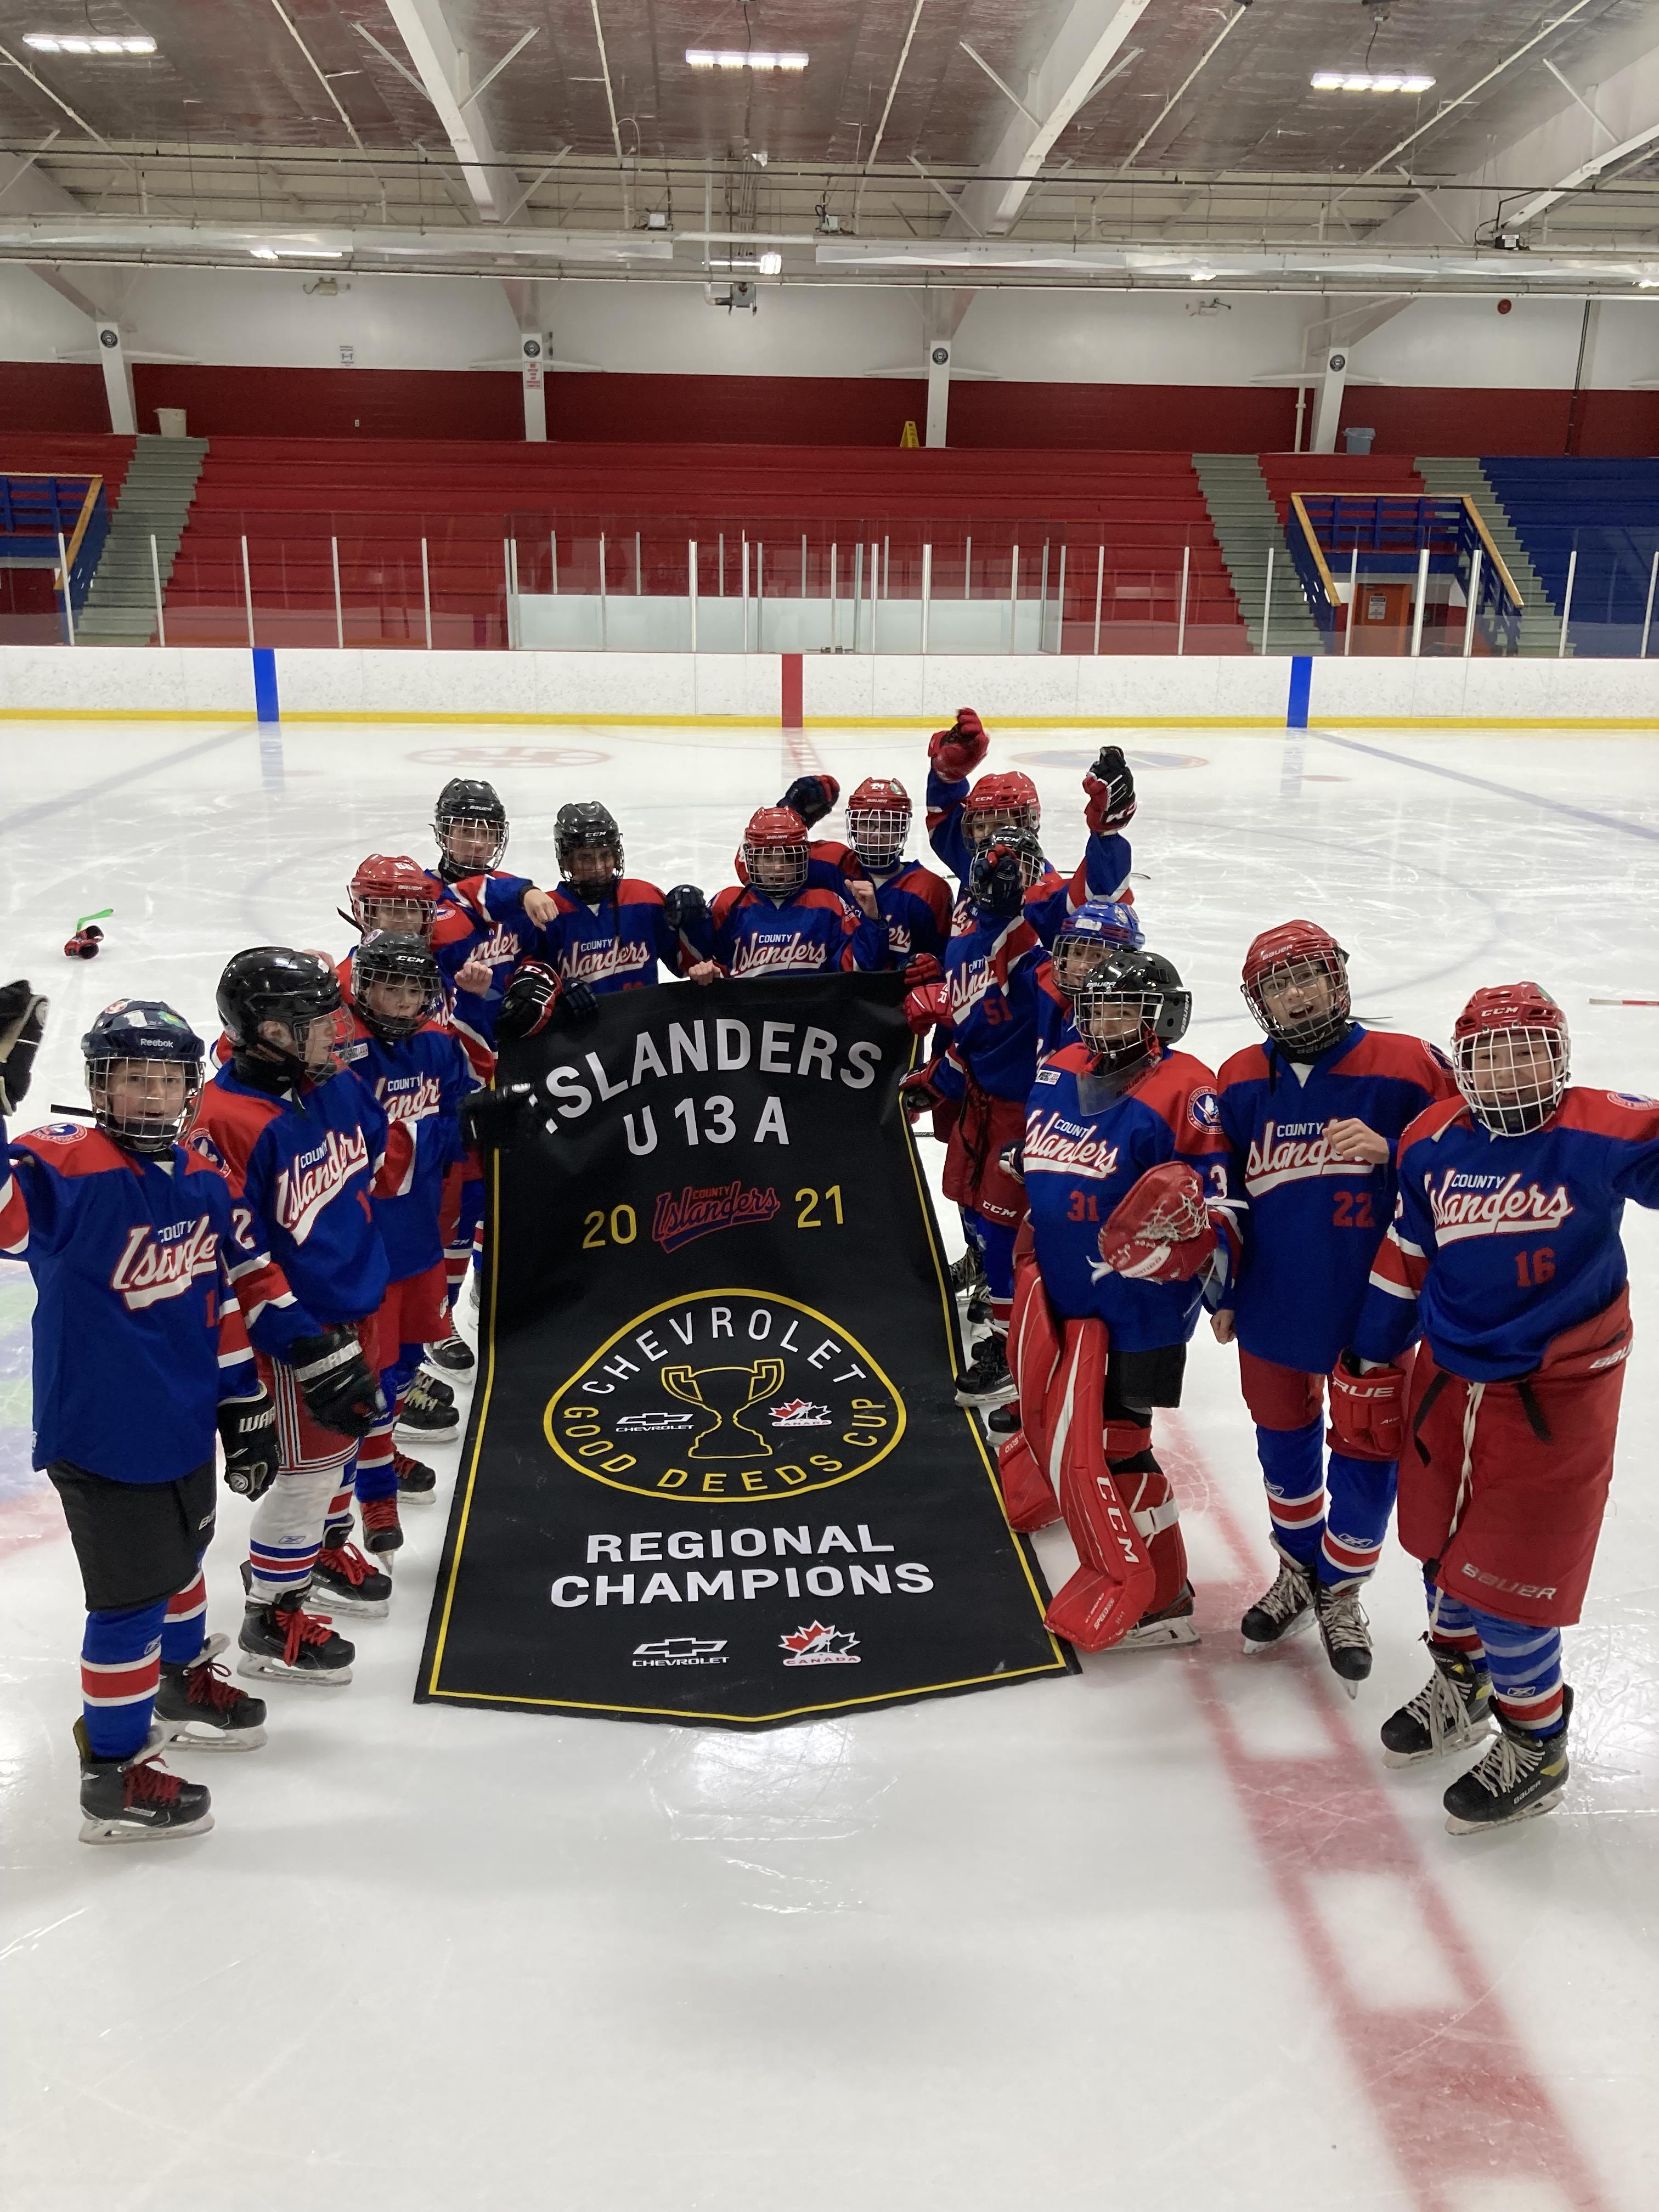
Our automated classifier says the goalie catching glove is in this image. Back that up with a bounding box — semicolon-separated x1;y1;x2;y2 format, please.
286;1328;385;1441
218;1390;279;1500
1083;744;1137;833
1328;1353;1408;1461
1095;1162;1216;1284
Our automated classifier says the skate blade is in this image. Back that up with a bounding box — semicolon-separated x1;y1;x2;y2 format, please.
303;1593;390;1620
1103;1618;1200;1653
1240;1610;1316;1655
80;1809;215;1846
170;1723;268;1753
236;1653;354;1688
394;1488;439;1506
1445;1782;1565;1836
953;1384;1018;1409
1381;1719;1494;1770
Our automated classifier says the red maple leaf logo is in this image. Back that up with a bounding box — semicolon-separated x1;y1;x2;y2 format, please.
781;1621;833;1654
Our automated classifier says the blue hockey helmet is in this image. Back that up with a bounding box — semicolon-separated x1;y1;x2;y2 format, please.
1052;899;1144;997
80;999;205;1154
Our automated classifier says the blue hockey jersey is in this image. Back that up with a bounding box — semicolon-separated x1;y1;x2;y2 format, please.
924;762;1133;907
336;1012;475;1281
868;859;953;965
935;909;1067;1105
538;876;708;994
708;882;888;978
1354;1087;1659;1382
1215;1025;1457;1374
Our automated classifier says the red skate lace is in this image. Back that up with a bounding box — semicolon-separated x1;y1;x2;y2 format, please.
360;1497;400;1538
185;1658;249;1712
322;1540;377;1588
126;1757;184;1808
392;1449;427;1477
282;1604;337;1663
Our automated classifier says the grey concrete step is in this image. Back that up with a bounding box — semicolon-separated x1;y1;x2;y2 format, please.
82;432;208;634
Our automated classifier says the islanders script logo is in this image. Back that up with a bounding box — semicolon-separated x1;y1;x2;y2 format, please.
729;932;830;978
1023;1109;1120;1182
563;938;653;985
652;1181;781;1253
1246;1116;1367;1195
273;1128;370;1242
543;1290;905;1502
109;1214;218;1311
1426;1167;1574;1243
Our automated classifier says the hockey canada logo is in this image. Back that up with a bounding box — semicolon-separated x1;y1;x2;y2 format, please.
633;1636;727;1669
780;1621;861;1666
108;1215;218;1311
651;1180;781;1254
544;1289;905;1502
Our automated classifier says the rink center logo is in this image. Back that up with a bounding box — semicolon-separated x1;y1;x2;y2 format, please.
544;1290;905;1503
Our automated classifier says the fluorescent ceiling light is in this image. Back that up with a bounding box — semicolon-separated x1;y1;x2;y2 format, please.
1187;268;1218;281
1640;277;1659;289
757;250;782;275
250;246;345;261
686;49;807;70
1311;69;1434;93
24;31;155;53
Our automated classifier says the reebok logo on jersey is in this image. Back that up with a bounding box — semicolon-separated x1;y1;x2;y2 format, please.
1024;1109;1120;1181
377;1072;444;1125
730;932;829;977
108;1215;218;1311
1427;1167;1573;1243
1245;1117;1368;1195
564;939;652;984
273;1128;371;1243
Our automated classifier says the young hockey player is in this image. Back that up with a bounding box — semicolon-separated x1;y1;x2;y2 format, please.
843;776;953;964
1337;983;1659;1834
1038;898;1144;1051
535;799;708;994
191;948;391;1690
693;807;888;980
901;832;1068;1405
1214;921;1457;1688
2;999;285;1842
1018;949;1237;1651
327;931;477;1582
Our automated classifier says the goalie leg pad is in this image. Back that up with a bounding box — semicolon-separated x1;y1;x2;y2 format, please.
1042;1322;1158;1652
996;1431;1060;1532
1108;1447;1189;1616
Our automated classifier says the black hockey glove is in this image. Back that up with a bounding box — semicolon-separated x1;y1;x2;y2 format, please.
0;980;48;1113
1084;745;1137;832
778;774;840;828
459;1082;538;1152
899;1064;948;1122
556;979;600;1029
495;961;562;1042
973;842;1028;921
218;1390;279;1500
998;1140;1025;1183
662;883;708;934
287;1328;385;1441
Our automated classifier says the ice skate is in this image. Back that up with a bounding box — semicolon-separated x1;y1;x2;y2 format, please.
154;1652;268;1750
1100;1582;1200;1652
947;1249;983;1301
1314;1577;1372;1694
1240;1543;1316;1654
953;1333;1016;1408
424;1334;475;1375
966;1291;992;1327
1444;1690;1572;1835
986;1402;1022;1436
396;1370;459;1436
307;1528;393;1618
394;1447;438;1501
238;1592;354;1686
359;1494;404;1554
1380;1640;1494;1769
75;1719;213;1846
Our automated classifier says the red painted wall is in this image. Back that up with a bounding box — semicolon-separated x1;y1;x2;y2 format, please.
131;364;523;440
0;363;111;433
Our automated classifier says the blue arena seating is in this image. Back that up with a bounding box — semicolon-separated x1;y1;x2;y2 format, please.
1480;456;1659;656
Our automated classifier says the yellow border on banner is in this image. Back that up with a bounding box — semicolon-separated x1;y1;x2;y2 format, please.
424;1035;1070;1717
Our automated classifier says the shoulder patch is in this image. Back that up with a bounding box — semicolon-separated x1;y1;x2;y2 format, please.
1606;1090;1658;1110
1034;1066;1062;1086
1187;1087;1221;1131
34;1121;89;1145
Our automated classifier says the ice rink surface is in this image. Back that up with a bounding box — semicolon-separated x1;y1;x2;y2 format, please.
1;712;1656;2212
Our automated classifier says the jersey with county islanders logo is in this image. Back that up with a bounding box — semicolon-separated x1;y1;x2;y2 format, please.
1353;1087;1659;1382
0;1117;299;1482
191;1062;391;1330
431;867;541;1073
1024;1043;1234;1353
866;860;953;964
934;907;1066;1106
925;762;1133;907
336;1011;476;1281
536;876;711;996
1216;1025;1457;1374
708;882;888;978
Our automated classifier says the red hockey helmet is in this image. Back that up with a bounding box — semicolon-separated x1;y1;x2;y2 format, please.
964;769;1040;845
1242;919;1351;1060
1451;983;1570;1135
847;775;912;870
742;806;810;898
347;854;438;941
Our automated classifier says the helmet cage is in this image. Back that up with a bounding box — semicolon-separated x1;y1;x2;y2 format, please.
351;888;437;942
1074;979;1165;1076
1453;1022;1570;1137
744;836;809;898
1053;933;1113;998
966;798;1040;848
1243;945;1351;1059
435;811;508;873
847;803;911;871
86;1053;204;1156
353;933;442;1042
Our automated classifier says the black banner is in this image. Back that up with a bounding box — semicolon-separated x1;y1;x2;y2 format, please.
417;972;1071;1728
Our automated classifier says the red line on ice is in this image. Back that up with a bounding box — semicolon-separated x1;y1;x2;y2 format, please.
1162;1412;1612;2212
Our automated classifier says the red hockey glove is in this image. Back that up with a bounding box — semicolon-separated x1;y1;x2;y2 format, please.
1096;1162;1216;1283
904;953;943;989
899;1064;949;1121
904;980;951;1037
1328;1354;1408;1461
928;709;989;785
1083;744;1138;833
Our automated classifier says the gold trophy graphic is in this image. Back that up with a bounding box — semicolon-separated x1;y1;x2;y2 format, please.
660;1360;786;1459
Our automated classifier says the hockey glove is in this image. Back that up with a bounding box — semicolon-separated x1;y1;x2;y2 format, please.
556;979;600;1029
975;840;1029;921
459;1082;538;1152
928;709;989;785
0;980;48;1112
662;883;708;934
218;1390;279;1500
903;953;943;989
1328;1353;1408;1461
999;1140;1025;1183
1096;1162;1216;1283
904;980;951;1037
495;961;562;1042
778;774;840;828
899;1063;949;1122
1084;745;1137;832
287;1328;385;1442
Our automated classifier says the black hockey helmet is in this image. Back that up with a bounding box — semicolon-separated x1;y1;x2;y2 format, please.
555;800;623;896
351;930;441;1042
218;946;342;1082
433;777;509;878
81;998;205;1156
968;826;1046;919
1075;945;1191;1076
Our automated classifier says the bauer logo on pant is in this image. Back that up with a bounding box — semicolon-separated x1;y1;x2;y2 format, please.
543;1289;905;1503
